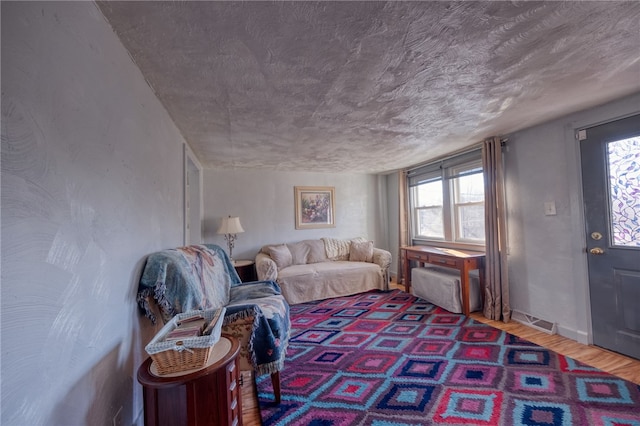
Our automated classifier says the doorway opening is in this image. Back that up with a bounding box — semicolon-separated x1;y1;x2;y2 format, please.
184;144;202;245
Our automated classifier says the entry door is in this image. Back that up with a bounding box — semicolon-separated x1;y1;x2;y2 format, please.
580;114;640;360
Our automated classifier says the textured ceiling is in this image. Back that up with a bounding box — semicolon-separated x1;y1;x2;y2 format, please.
98;1;640;174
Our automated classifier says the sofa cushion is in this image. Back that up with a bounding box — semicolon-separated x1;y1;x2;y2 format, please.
287;240;311;265
349;240;374;263
306;239;328;264
277;261;384;304
267;244;293;269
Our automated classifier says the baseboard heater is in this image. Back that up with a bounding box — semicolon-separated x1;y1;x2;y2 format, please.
511;310;557;335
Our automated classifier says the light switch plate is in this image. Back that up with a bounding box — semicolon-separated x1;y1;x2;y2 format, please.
544;201;556;216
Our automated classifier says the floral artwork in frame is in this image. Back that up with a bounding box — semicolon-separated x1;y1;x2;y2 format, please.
294;186;335;229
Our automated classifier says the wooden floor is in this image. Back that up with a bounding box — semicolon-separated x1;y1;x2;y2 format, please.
240;370;262;426
241;284;640;425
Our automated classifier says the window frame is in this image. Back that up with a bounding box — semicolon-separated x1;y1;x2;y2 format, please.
450;159;485;244
411;172;444;241
408;152;485;251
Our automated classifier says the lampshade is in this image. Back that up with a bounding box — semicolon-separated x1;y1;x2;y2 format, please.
217;216;244;235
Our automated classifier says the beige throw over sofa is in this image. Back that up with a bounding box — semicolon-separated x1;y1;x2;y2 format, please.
256;237;392;304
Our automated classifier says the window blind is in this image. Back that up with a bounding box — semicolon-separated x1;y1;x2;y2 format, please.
407;148;482;187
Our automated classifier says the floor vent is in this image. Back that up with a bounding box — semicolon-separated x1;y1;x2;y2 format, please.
511;310;557;335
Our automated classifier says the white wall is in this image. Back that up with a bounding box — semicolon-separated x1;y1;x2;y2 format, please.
505;92;640;343
1;3;186;425
202;169;387;260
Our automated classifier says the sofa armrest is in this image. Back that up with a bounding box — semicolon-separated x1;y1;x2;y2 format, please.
372;248;392;290
372;248;392;271
256;252;278;281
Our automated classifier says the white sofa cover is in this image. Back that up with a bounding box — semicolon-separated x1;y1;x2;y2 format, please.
256;238;392;304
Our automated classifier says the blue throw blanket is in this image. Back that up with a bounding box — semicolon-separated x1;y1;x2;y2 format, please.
137;244;290;375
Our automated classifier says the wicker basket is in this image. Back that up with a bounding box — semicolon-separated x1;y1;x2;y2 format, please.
145;308;225;374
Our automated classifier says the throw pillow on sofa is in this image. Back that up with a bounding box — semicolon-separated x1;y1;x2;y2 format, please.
267;244;293;269
287;241;311;265
305;239;328;264
349;240;374;263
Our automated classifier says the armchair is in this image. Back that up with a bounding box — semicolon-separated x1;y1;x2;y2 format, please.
136;244;290;403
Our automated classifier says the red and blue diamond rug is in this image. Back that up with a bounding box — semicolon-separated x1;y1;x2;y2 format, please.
257;289;640;425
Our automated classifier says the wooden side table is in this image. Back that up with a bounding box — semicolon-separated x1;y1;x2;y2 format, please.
137;335;242;426
233;259;257;282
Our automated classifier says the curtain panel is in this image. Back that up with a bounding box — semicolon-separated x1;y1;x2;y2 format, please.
397;170;410;285
482;137;511;322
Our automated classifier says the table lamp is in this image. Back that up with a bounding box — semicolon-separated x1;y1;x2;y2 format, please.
217;216;244;262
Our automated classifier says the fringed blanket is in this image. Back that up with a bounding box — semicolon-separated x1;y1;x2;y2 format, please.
227;282;290;375
136;244;289;375
137;244;236;324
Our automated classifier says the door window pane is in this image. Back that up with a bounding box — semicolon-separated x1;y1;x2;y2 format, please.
608;136;640;247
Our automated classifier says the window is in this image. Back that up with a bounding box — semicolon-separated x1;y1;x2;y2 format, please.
412;173;444;239
408;150;485;247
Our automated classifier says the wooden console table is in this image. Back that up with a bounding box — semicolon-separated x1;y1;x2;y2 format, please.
401;246;485;316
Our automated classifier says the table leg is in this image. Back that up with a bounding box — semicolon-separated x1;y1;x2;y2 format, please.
478;259;486;310
461;265;471;316
403;251;411;292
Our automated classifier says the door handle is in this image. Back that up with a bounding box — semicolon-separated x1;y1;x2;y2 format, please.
589;247;604;255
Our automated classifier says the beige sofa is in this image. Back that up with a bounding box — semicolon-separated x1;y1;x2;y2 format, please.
256;237;392;304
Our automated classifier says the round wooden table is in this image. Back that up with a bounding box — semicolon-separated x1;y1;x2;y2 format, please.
137;335;242;426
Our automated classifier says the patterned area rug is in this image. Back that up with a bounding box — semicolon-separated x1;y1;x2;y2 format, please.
257;290;640;425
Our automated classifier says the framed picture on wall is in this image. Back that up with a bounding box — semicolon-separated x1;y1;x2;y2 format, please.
294;186;335;229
